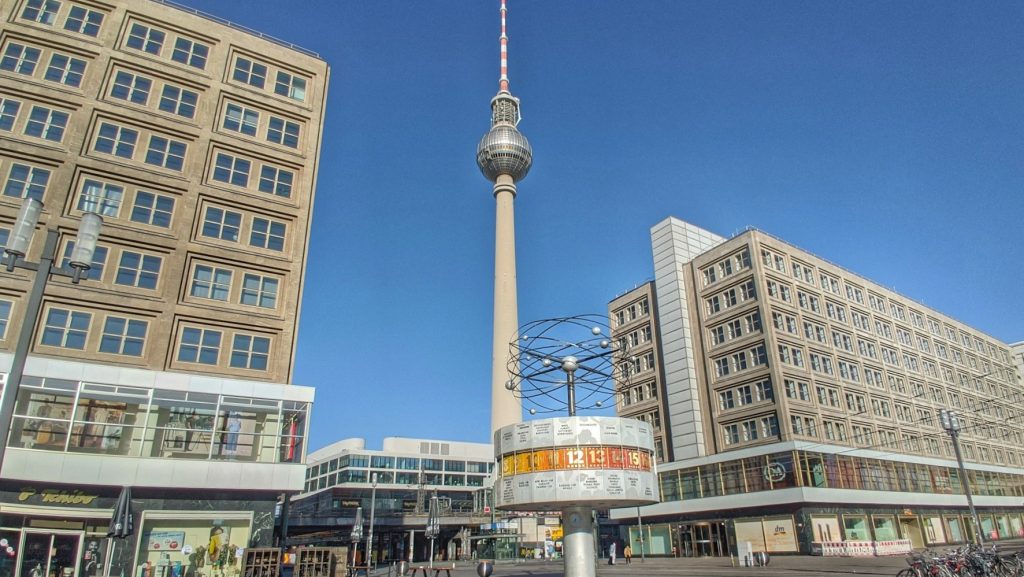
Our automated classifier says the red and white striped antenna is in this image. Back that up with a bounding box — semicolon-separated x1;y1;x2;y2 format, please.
499;0;510;92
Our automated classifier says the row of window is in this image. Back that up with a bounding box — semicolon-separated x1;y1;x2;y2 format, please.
23;304;271;370
15;3;312;104
722;414;779;446
757;245;1011;365
613;297;650;327
305;471;486;493
769;304;1013;406
705;279;756;316
619;351;656;377
619;381;658;407
708;311;762;347
2;171;290;259
711;343;768;380
1;41;87;87
618;324;652;351
2;129;296;208
308;455;492;477
718;378;773;411
701;248;751;287
765;281;1010;382
0;225;283;312
781;371;1018;446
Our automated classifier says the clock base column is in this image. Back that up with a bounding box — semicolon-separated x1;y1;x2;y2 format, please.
562;505;596;577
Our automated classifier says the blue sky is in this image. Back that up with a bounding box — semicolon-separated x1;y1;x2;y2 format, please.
175;1;1024;452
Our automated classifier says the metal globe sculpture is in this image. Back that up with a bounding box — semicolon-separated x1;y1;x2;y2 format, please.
505;314;625;415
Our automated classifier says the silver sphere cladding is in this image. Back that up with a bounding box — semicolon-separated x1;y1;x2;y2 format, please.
476;125;533;183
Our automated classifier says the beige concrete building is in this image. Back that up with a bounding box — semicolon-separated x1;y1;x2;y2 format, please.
610;217;1023;556
0;1;326;574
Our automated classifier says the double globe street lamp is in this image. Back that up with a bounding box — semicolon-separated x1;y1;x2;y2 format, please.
0;197;103;472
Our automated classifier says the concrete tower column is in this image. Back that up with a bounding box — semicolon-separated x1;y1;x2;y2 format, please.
491;174;520;433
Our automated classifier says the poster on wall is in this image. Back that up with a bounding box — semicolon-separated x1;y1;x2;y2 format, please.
734;520;766;550
145;531;186;551
812;517;840;542
762;518;798;552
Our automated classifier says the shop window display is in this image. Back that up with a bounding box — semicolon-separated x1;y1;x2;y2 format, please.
10;390;75;450
946;517;964;543
1;375;308;464
135;518;250;577
842;516;869;541
871;516;897;540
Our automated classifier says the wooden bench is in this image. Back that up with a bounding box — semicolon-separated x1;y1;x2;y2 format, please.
408;564;454;577
347;565;370;577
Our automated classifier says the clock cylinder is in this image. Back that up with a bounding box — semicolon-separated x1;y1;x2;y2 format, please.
492;416;661;511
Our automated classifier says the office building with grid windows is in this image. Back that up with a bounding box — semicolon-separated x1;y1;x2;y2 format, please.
609;217;1023;556
0;0;327;575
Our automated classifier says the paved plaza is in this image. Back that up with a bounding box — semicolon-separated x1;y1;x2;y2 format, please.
374;555;912;577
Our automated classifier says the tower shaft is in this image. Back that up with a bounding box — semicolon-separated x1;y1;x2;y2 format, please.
491;175;520;434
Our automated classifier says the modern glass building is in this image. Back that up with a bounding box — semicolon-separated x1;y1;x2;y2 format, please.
288;438;496;564
0;1;327;576
609;217;1023;556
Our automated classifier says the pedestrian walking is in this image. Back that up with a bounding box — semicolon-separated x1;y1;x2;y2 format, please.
609;542;617;565
624;544;632;565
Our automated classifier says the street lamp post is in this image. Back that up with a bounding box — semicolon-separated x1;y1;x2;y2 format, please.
0;198;102;474
940;409;984;545
367;472;378;570
636;507;645;563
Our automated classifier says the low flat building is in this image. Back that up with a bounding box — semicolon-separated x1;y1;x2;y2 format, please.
288;438;496;563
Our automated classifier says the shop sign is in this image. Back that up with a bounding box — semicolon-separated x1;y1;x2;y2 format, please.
340;500;360;508
763;462;786;483
17;487;99;505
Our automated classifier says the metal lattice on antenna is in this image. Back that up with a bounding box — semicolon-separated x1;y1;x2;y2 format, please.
505;315;628;417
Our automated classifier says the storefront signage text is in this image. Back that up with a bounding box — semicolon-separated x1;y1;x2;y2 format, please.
17;487;99;505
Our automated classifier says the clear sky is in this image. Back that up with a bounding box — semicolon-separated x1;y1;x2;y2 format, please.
174;0;1023;452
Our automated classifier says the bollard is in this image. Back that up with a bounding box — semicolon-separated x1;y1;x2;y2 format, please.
476;559;494;577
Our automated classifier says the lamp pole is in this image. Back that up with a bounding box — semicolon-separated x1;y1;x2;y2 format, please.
636;507;645;563
940;409;984;545
0;198;102;474
367;473;378;570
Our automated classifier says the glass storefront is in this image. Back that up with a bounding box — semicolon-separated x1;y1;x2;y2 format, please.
659;450;1024;502
133;514;252;577
6;377;308;464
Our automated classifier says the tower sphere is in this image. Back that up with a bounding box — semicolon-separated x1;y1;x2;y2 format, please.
476;125;533;183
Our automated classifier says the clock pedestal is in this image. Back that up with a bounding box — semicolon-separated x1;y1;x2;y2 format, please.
493;416;660;577
562;505;596;577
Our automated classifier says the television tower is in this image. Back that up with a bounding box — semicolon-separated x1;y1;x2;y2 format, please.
477;0;533;435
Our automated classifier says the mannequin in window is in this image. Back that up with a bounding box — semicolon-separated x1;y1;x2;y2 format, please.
224;412;241;455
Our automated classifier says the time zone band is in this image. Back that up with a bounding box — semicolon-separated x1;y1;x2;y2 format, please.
500;445;653;477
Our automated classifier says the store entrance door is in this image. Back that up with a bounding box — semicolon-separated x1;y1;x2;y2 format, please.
678;522;729;557
898;517;925;550
18;531;83;577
